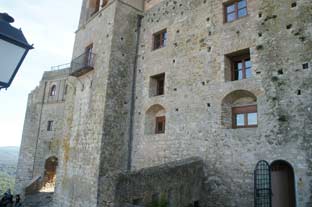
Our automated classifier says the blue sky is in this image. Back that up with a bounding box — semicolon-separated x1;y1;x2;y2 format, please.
0;0;82;146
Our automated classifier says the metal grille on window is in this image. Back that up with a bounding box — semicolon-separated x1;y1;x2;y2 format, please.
254;160;272;207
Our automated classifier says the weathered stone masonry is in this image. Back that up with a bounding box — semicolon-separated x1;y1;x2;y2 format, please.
15;0;312;207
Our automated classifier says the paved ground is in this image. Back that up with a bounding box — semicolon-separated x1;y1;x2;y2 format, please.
23;192;53;207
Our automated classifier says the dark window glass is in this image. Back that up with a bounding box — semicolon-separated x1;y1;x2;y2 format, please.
231;52;251;81
50;85;56;96
85;44;93;66
153;29;167;50
157;78;164;95
155;116;166;134
47;121;54;131
150;73;165;97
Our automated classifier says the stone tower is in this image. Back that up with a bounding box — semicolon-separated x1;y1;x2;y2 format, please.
16;0;144;206
16;0;312;207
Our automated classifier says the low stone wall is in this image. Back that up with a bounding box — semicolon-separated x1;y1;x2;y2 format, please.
114;157;204;207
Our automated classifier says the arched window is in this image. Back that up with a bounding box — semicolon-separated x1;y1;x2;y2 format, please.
221;90;257;128
145;104;166;135
50;85;56;96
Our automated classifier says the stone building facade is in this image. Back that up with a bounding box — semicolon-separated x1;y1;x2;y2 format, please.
15;0;312;207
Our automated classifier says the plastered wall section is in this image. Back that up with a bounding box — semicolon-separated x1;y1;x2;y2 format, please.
131;0;312;206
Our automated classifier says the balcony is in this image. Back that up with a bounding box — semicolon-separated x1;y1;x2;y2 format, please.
70;52;96;77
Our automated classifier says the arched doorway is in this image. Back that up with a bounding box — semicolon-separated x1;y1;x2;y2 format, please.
254;160;296;207
271;160;296;207
42;156;58;192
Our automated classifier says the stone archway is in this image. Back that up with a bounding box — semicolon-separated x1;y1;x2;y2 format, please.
42;156;58;192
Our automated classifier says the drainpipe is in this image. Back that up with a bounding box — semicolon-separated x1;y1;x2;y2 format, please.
32;81;47;177
127;14;143;171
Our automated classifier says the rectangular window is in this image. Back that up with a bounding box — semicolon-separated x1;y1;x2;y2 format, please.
47;120;54;131
150;73;165;97
85;44;93;66
233;57;251;80
153;29;167;50
226;49;251;81
224;0;248;22
232;105;257;128
156;77;164;95
155;116;166;134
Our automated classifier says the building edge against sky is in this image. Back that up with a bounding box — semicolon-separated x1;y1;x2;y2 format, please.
15;0;312;207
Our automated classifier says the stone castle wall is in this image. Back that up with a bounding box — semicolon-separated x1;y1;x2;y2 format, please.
15;69;68;194
15;0;312;206
132;0;312;206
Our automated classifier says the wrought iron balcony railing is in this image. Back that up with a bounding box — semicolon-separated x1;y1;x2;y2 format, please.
70;52;96;77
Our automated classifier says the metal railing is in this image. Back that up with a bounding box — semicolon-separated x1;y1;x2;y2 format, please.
50;63;71;71
70;52;96;76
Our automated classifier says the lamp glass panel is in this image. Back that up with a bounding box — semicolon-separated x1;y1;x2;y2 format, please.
0;39;26;83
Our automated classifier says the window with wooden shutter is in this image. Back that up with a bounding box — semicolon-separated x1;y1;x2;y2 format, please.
155;116;166;134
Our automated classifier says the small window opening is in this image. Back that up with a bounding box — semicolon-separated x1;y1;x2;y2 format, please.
225;49;252;81
291;2;297;7
155;116;166;134
303;63;309;69
150;73;165;97
50;85;56;96
297;90;301;95
153;29;167;50
224;0;248;23
47;121;54;131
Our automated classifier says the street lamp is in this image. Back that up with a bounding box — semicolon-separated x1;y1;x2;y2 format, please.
0;12;33;90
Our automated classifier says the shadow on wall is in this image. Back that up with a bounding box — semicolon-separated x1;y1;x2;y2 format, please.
114;157;204;207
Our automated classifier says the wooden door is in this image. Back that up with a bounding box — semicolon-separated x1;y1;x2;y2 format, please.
271;161;295;207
